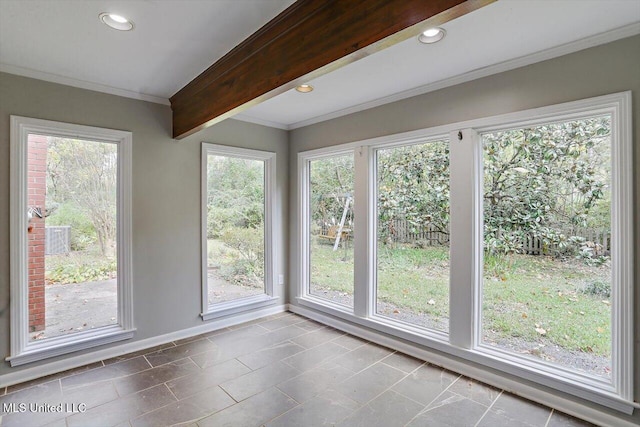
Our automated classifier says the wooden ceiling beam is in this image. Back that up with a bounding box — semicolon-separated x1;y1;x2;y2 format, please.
170;0;494;139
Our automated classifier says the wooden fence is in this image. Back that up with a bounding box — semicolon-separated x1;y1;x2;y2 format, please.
321;219;610;255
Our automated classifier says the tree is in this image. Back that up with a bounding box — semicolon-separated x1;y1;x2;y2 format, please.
482;116;610;255
46;138;117;256
377;141;449;243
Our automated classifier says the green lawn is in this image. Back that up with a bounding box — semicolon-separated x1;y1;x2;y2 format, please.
310;241;611;358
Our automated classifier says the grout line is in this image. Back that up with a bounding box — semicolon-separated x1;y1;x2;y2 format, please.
403;373;462;426
219;384;239;403
474;389;503;427
165;381;180;402
235;357;254;372
544;409;555;427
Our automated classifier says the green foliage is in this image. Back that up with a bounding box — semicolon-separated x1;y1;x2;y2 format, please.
46;202;96;250
206;156;264;238
580;280;611;298
377;141;449;243
309;155;355;229
46;256;116;284
483;117;611;257
218;227;264;286
47;137;117;256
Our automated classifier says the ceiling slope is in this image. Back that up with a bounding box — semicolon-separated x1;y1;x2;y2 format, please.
169;0;494;139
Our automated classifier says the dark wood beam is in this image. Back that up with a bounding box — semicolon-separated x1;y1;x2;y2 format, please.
170;0;494;139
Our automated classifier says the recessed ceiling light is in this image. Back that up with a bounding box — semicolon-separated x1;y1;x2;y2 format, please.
418;27;445;44
295;84;314;93
99;12;134;31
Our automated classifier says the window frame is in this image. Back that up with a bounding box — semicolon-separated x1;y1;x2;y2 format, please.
8;116;135;367
296;92;633;412
200;143;278;320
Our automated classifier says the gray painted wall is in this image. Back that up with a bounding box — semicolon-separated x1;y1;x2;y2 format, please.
288;35;640;423
0;72;289;377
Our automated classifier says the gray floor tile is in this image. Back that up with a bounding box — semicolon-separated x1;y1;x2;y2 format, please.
0;380;62;408
333;362;406;404
407;394;487;427
113;358;200;396
380;352;424;373
260;315;305;331
130;385;234;427
103;343;175;366
61;356;151;390
144;339;218;367
489;392;552;427
293;319;326;332
237;341;306;370
220;361;300;401
331;333;367;350
197;387;297;427
291;327;345;349
267;392;358;427
547;410;596;427
337;390;424;427
447;376;500;407
6;361;104;393
167;358;251;400
332;342;393;372
283;341;349;372
276;360;355;403
477;408;537;427
66;384;176;427
392;364;459;406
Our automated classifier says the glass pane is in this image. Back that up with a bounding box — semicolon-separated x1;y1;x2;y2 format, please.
376;141;450;332
308;154;354;307
481;116;612;378
206;155;266;304
28;135;118;341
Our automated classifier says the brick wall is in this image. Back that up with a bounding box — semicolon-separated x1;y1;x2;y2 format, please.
27;134;47;332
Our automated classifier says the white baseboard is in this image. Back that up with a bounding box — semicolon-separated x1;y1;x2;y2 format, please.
0;304;287;388
289;304;637;427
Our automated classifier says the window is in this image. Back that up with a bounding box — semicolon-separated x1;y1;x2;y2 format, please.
375;139;450;332
307;153;355;308
297;92;633;410
9;116;134;366
201;143;278;319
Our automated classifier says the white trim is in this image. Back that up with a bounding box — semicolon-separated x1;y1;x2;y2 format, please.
0;304;287;389
288;304;638;425
201;143;278;318
298;149;357;309
0;63;171;106
294;91;634;412
8;116;134;367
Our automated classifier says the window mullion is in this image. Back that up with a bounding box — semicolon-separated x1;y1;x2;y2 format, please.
353;146;372;318
448;128;480;349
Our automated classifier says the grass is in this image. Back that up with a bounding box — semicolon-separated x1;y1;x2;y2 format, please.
45;248;116;284
310;241;611;358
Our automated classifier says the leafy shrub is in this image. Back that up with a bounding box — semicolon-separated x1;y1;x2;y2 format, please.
46;258;116;284
219;227;264;287
46;202;96;250
580;280;611;298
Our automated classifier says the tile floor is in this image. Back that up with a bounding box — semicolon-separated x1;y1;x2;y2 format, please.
0;312;595;427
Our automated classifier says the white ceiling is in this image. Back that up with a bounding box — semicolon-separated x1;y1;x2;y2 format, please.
1;0;639;131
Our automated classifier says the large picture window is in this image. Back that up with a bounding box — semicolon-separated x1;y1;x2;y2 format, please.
375;139;450;332
297;92;633;410
201;143;277;319
9;116;134;366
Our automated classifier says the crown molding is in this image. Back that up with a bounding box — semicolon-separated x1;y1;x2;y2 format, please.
0;63;171;106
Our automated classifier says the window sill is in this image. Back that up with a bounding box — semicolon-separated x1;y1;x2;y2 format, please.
6;326;136;367
201;294;279;321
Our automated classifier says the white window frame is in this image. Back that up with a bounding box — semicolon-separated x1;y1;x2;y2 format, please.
298;147;357;314
8;116;135;367
200;143;278;320
296;92;633;412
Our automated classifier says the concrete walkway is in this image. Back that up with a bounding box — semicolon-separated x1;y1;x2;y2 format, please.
36;279;118;341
